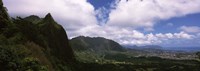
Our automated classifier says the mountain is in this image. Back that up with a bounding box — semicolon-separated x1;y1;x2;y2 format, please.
140;45;162;49
70;36;125;52
39;13;75;62
123;45;138;48
24;15;42;24
0;0;75;70
69;36;126;63
124;45;162;49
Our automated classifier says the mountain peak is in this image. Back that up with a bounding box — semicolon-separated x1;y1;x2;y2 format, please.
43;13;55;22
37;12;75;62
45;13;52;18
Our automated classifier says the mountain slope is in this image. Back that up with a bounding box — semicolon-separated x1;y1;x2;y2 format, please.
24;15;42;24
70;36;125;52
39;13;75;62
0;0;75;70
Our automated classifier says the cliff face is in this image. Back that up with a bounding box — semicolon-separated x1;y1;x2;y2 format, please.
39;13;75;62
0;0;75;70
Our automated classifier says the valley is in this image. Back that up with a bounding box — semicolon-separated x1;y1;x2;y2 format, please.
70;36;200;71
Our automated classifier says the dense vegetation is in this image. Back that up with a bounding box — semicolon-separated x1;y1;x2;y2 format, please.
0;0;75;70
70;36;125;52
72;49;200;71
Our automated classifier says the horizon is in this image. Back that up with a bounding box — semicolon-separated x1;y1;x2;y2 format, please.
3;0;200;47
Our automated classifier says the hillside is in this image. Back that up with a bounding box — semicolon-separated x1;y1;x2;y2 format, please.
70;36;125;52
0;0;75;70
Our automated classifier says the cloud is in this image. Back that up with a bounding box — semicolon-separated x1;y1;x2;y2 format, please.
75;25;195;46
3;0;200;46
107;0;200;30
95;7;110;25
4;0;98;36
179;26;200;33
120;31;194;45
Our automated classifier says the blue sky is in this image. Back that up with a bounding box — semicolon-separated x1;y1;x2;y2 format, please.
3;0;200;47
87;0;116;25
153;13;200;34
88;0;200;47
87;0;115;9
87;0;200;34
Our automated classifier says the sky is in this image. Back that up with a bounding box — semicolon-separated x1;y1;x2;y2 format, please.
3;0;200;47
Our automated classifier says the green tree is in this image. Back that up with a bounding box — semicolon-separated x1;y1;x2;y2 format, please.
0;45;47;71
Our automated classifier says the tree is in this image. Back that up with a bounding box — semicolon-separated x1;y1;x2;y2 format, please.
0;45;47;71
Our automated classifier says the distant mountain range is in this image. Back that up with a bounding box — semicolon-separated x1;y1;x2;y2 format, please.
124;45;163;50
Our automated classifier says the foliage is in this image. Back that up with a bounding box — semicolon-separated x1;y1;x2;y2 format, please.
0;45;47;71
0;1;75;70
70;36;126;52
24;15;42;24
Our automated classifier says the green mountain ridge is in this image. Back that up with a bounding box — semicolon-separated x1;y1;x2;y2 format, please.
70;36;125;52
0;0;75;70
24;15;42;24
70;36;126;63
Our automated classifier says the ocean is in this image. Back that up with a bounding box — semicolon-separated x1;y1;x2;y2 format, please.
162;47;200;52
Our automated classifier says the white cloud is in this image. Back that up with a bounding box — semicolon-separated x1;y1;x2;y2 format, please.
174;31;194;39
107;0;200;30
179;26;200;33
4;0;98;36
3;0;200;46
120;31;194;45
76;25;195;45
